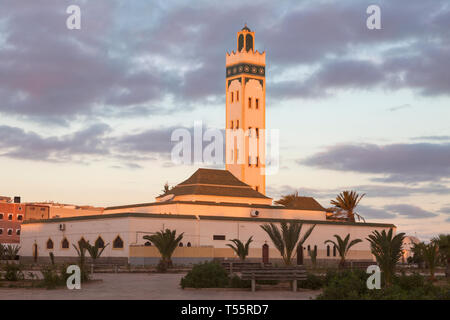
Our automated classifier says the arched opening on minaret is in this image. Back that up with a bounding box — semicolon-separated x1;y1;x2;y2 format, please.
246;34;253;51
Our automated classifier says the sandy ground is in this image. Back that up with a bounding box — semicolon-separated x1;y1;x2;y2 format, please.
0;273;320;300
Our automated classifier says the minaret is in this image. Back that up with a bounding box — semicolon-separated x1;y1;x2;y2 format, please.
225;25;266;195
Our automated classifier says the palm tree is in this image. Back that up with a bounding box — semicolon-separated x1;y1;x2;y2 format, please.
85;241;109;264
260;222;316;265
411;242;426;267
432;234;450;277
143;229;184;270
4;244;21;260
330;190;366;222
366;229;405;287
72;240;88;267
324;234;363;268
275;191;301;207
226;237;253;260
422;242;439;281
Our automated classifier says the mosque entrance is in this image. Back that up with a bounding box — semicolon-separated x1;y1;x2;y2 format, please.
33;243;38;263
297;245;304;265
262;244;269;264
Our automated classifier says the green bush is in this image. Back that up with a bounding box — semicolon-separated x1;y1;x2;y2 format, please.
181;261;229;289
229;274;251;288
317;270;450;300
40;263;90;289
41;266;62;289
298;273;324;290
318;269;369;300
2;263;24;281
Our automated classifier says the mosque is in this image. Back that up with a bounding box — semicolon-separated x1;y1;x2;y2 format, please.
19;27;395;265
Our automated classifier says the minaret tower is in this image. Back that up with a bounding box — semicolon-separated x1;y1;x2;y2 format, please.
225;25;266;195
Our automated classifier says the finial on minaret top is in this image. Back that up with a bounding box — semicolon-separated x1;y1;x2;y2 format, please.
242;24;251;32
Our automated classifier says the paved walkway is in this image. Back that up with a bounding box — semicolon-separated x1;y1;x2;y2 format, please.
0;273;320;300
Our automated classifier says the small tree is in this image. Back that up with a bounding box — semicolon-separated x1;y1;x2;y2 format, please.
4;244;21;260
367;229;405;287
308;246;318;269
432;234;450;278
85;242;109;264
324;234;362;268
422;242;439;281
143;229;183;272
260;222;315;265
0;243;5;260
226;237;253;260
72;240;88;267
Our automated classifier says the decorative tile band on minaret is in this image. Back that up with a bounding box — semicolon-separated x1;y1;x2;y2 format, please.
225;25;266;195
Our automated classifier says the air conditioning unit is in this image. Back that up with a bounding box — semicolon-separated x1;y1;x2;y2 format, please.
250;209;260;217
59;223;65;231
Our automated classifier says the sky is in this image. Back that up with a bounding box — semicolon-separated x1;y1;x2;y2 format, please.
0;0;449;240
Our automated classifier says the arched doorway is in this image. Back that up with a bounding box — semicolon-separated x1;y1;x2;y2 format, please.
297;245;304;265
262;244;269;264
33;243;38;263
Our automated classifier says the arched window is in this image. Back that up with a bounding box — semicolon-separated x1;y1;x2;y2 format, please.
61;238;69;249
17;215;23;221
179;242;183;247
333;246;337;257
0;213;4;219
16;229;20;235
238;34;244;51
79;237;87;248
95;237;105;248
327;245;330;257
113;236;124;249
314;245;317;252
7;229;12;235
245;34;253;51
187;242;192;247
47;239;54;249
144;241;152;246
307;245;311;252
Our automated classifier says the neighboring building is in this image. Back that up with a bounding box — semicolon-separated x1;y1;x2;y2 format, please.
24;202;103;221
19;27;397;265
402;235;420;263
0;196;24;244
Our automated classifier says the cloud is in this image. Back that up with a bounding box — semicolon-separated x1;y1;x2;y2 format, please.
300;142;450;183
439;206;450;214
411;136;450;141
388;104;411;112
358;205;397;219
1;0;449;126
0;123;111;162
384;204;438;219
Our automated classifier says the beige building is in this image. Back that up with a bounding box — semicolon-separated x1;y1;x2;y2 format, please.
19;26;396;265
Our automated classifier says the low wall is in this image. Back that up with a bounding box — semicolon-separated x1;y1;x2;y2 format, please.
129;245;374;266
19;256;128;266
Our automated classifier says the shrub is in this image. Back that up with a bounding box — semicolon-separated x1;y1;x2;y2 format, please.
3;263;24;281
180;261;229;289
40;263;89;289
298;273;324;290
229;274;251;288
317;270;450;300
317;269;369;300
41;266;62;289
